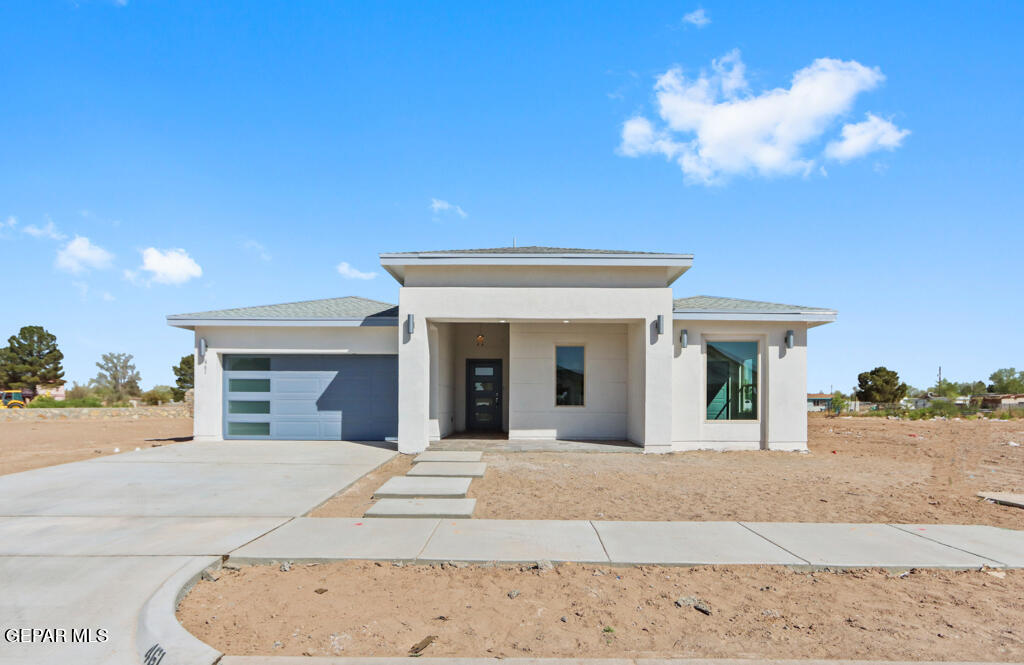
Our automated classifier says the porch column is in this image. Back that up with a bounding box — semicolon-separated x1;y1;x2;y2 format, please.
642;313;674;453
397;308;430;454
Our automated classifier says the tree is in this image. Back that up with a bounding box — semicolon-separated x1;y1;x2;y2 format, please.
141;385;174;405
854;366;908;404
170;354;194;402
831;391;849;414
930;379;960;399
0;326;64;392
955;380;987;396
90;352;142;403
988;368;1024;394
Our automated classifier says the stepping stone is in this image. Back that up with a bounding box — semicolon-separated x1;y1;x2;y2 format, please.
978;492;1024;509
406;462;486;478
365;498;476;519
414;451;483;463
374;476;471;499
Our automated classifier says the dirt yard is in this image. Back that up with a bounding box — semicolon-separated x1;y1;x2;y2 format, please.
0;417;192;475
179;561;1024;660
312;416;1024;527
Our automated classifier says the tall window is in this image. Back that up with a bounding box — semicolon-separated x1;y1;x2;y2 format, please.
555;346;585;406
706;341;758;420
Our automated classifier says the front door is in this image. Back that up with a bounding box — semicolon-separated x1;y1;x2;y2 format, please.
466;359;502;431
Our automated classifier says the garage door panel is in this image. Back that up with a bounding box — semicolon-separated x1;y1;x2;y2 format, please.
224;354;397;441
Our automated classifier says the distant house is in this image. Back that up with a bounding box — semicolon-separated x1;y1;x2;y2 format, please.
980;394;1024;410
807;393;833;412
34;384;66;401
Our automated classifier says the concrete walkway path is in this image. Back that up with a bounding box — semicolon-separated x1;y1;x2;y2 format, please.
0;439;396;665
231;518;1024;569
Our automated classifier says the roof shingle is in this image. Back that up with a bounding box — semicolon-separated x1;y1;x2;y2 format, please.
673;295;835;314
385;246;672;255
167;296;398;321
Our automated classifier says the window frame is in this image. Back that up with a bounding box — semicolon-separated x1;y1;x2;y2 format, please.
554;343;586;408
702;336;762;423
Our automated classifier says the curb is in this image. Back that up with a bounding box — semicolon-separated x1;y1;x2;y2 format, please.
136;555;223;665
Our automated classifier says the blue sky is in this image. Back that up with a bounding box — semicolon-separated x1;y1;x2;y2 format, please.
1;1;1021;393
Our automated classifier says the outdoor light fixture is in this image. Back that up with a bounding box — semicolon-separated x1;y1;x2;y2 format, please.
785;330;795;349
406;313;415;335
476;334;486;346
680;329;688;348
198;337;207;362
656;314;665;335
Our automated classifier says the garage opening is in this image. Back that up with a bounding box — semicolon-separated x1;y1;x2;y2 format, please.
223;354;398;440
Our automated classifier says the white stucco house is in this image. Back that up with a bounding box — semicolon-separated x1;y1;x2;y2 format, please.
167;247;836;453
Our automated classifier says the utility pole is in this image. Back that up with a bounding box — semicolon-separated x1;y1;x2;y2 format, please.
938;366;942;384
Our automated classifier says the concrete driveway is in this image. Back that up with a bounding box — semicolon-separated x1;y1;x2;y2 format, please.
0;439;395;665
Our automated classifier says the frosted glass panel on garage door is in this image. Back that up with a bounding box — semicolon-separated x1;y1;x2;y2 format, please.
222;354;398;440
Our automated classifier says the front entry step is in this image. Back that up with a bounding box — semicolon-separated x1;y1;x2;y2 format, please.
414;451;483;463
365;498;476;518
406;461;487;478
374;476;472;499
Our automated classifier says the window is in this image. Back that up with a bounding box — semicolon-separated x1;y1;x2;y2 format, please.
226;357;270;371
227;421;270;436
229;400;271;414
555;346;584;406
706;341;758;420
228;378;270;392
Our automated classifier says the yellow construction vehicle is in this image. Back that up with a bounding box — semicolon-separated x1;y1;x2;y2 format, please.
0;390;26;408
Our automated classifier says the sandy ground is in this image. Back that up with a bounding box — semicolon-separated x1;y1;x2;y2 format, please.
311;416;1024;527
179;561;1024;660
0;417;192;475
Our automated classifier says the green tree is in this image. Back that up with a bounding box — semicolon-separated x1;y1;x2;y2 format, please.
854;366;909;404
955;380;987;396
170;354;194;402
90;352;142;402
988;368;1024;394
930;379;960;399
831;391;849;414
141;385;174;405
0;325;64;391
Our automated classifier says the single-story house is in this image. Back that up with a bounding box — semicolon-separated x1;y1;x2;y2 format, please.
167;247;836;453
980;394;1024;410
807;393;833;412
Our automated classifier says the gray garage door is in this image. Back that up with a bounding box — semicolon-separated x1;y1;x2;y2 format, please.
223;354;398;440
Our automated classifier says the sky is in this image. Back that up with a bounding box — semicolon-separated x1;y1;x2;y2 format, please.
1;1;1022;393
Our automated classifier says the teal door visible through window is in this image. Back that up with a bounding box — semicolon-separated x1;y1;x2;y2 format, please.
706;341;758;420
223;354;398;440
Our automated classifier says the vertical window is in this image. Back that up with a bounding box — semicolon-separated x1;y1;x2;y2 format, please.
706;341;758;420
555;346;585;406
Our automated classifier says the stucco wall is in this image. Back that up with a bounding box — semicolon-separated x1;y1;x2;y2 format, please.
190;325;398;441
403;265;673;288
670;321;808;451
508;322;627;440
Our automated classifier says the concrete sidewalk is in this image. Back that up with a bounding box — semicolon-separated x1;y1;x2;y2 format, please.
231;519;1024;569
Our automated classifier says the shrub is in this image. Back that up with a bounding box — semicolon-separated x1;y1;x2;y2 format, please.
140;386;174;405
28;396;104;408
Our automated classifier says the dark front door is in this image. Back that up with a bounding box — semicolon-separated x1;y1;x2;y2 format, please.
466;359;502;431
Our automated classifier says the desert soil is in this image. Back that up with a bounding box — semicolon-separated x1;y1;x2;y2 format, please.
179;561;1024;660
0;417;192;475
313;416;1024;527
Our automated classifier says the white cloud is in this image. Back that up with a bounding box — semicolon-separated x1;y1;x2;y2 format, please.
619;51;901;184
336;261;377;280
132;247;203;285
682;8;710;27
825;113;910;162
102;292;116;301
23;218;66;240
55;236;114;274
242;239;271;262
430;198;467;218
1;216;16;229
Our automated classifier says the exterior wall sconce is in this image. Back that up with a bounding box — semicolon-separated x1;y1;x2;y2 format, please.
656;314;665;335
198;337;207;363
475;334;486;346
406;314;415;335
785;330;795;349
680;329;688;348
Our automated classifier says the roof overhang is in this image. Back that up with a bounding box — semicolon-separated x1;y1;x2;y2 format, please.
166;317;398;330
379;251;694;286
673;310;837;327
